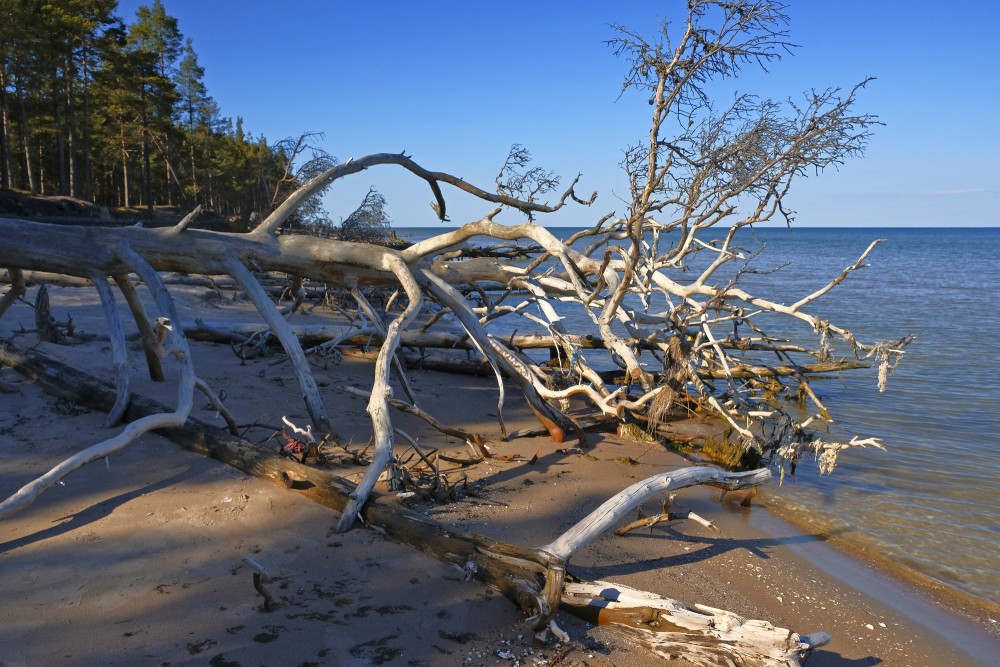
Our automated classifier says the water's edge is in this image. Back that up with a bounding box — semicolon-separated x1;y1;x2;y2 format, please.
397;225;1000;615
749;496;1000;664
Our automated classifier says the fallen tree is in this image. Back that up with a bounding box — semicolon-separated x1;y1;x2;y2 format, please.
0;342;829;666
1;1;911;663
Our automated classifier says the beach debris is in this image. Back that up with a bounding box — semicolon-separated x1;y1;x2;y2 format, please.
244;557;276;611
614;493;719;536
0;348;827;666
616;422;659;444
0;5;920;663
242;557;272;582
279;415;323;464
252;572;276;611
549;620;570;644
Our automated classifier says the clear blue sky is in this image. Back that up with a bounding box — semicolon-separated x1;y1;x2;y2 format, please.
116;1;1000;228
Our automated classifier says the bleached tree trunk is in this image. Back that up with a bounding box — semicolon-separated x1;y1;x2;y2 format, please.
0;342;826;666
0;248;197;520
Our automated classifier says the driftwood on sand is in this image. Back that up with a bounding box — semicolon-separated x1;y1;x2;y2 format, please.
0;151;897;664
0;4;919;663
0;159;897;665
0;342;828;666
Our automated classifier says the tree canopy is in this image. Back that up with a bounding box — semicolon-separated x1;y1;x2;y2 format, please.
0;0;317;226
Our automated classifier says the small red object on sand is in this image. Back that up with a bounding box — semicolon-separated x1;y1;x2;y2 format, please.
282;438;304;454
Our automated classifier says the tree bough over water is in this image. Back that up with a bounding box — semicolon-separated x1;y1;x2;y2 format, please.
0;2;912;663
0;0;911;533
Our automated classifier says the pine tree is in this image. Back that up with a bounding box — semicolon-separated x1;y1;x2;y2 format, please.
126;0;181;212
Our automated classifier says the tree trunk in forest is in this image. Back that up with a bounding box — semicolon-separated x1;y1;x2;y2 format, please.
65;63;77;198
120;127;130;208
16;82;35;194
80;47;92;200
0;68;10;190
140;90;153;215
55;93;67;196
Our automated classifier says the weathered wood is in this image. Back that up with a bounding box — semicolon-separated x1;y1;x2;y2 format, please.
0;250;196;521
561;580;828;667
350;286;417;405
0;268;26;319
0;107;913;481
335;254;426;532
89;271;130;426
0;342;827;665
2;269;91;288
224;255;333;436
113;274;165;382
340;385;481;444
181;321;871;381
542;467;770;561
34;284;60;343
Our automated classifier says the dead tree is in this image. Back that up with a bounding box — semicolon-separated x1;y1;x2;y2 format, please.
1;2;911;662
0;342;830;666
0;0;909;525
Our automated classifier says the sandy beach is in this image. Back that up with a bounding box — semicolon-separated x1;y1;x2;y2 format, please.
1;282;998;666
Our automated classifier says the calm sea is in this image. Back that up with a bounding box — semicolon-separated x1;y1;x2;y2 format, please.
398;224;1000;607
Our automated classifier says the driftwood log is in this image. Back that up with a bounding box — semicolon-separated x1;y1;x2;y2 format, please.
0;342;828;665
179;319;872;380
0;155;904;522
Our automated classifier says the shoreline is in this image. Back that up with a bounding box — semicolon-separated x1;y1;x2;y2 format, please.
2;285;999;665
753;495;999;664
763;492;1000;625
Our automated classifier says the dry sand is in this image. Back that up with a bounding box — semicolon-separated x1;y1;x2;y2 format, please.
1;283;998;666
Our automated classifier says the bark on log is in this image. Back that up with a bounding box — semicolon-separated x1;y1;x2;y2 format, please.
180;321;870;380
562;580;829;666
0;342;828;665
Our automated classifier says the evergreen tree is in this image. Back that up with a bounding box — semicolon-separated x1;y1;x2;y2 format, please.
126;0;181;211
0;0;337;230
174;37;211;201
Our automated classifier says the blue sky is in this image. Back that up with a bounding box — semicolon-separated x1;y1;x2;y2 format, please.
116;1;1000;228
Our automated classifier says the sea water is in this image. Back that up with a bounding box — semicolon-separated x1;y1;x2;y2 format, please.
396;224;1000;607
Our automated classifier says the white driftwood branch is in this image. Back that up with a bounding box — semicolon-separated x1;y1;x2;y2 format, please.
194;378;238;435
224;255;332;435
418;269;513;438
562;579;829;667
542;467;770;561
336;255;424;532
0;249;196;520
281;415;316;443
790;239;882;311
89;271;130;427
350;285;417;405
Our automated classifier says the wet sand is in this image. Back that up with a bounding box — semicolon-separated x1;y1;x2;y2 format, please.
1;284;998;666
